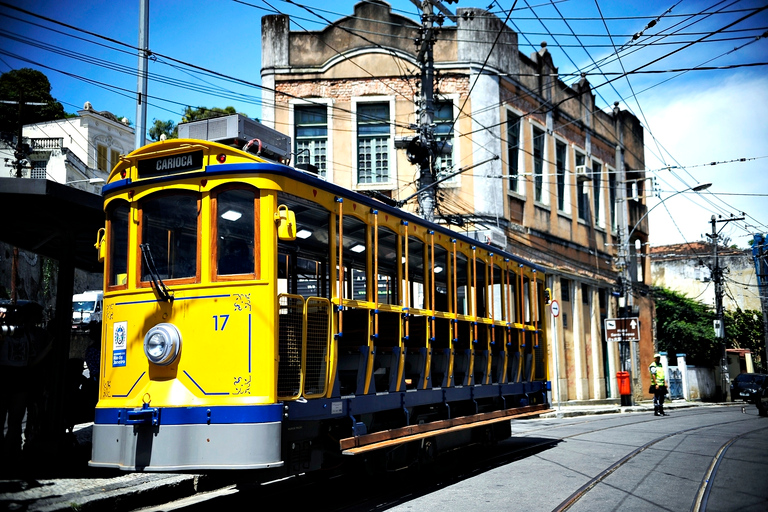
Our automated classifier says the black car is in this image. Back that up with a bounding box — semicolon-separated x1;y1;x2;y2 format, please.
730;373;768;403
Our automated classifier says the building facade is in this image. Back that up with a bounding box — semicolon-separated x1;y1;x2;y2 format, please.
651;242;762;313
260;1;653;402
17;102;133;192
0;102;131;308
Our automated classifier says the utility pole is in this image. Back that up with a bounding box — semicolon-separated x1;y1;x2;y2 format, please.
135;0;150;149
708;214;744;401
752;234;768;372
613;101;630;374
400;0;456;222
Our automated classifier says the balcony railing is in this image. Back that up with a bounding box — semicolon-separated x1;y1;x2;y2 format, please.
30;138;63;150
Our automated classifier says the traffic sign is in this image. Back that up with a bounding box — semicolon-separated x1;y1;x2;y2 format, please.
604;317;640;342
550;300;560;317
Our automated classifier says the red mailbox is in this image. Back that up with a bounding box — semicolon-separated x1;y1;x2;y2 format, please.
617;371;631;396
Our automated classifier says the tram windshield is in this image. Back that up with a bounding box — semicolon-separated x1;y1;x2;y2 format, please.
139;193;198;281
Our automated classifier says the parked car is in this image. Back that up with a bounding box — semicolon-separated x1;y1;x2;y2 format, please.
730;373;768;403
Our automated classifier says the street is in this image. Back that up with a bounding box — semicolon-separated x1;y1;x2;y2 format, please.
3;403;766;511
149;403;768;512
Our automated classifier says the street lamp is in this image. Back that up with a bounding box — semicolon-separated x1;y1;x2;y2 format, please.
616;181;712;402
627;182;712;241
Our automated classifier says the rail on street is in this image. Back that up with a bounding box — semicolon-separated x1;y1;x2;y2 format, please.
2;401;768;511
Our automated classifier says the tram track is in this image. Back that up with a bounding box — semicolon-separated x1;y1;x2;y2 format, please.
128;406;765;511
550;411;768;512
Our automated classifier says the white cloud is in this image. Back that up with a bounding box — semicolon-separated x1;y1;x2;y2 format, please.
641;73;768;247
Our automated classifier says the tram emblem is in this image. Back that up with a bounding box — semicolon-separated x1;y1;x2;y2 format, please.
113;321;127;367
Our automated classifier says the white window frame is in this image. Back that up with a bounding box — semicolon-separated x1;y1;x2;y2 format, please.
505;107;525;198
592;159;604;229
530;119;548;206
607;165;617;232
433;93;460;188
352;95;396;191
553;136;569;214
289;98;334;182
574;149;589;222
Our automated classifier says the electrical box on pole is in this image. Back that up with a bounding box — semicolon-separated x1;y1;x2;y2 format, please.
402;0;457;222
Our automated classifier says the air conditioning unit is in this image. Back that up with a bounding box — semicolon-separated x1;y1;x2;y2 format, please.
575;165;592;181
177;114;291;163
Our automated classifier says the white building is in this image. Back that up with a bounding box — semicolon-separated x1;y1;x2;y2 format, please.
2;102;133;193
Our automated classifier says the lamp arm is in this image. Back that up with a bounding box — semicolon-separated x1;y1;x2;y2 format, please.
626;189;683;241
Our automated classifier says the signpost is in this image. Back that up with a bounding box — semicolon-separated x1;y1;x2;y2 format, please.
550;300;560;318
605;317;638;406
603;317;640;342
550;299;561;415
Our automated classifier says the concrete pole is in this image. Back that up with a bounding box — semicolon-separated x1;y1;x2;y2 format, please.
417;0;436;222
135;0;149;149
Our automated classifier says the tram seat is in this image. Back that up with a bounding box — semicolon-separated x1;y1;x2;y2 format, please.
404;346;427;389
523;352;533;382
373;346;404;392
337;346;370;395
337;309;373;395
508;350;521;383
492;349;507;384
473;349;489;385
453;348;473;386
431;347;451;388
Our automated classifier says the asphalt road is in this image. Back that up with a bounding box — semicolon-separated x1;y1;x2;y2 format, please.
382;405;768;512
184;404;767;512
4;404;766;511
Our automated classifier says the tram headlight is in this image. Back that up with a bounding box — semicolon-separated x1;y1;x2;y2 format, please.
143;323;182;366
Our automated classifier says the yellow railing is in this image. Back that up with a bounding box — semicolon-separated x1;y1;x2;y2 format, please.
277;294;331;400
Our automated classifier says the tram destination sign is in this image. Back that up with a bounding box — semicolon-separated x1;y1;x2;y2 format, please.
604;317;640;342
138;150;204;178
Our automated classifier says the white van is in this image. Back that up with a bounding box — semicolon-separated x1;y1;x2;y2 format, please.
72;290;103;332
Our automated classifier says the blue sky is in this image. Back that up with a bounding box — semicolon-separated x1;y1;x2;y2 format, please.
2;0;766;247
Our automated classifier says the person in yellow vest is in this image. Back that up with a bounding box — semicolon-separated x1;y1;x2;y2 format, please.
649;354;668;416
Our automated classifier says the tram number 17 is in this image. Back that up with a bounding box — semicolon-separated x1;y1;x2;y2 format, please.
213;314;230;331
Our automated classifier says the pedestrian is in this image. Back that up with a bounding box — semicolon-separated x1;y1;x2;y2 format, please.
649;353;668;416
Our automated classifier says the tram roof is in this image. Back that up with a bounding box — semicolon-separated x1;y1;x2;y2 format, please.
0;178;104;272
104;160;545;273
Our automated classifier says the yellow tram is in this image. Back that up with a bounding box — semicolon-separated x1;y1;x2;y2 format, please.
89;117;550;472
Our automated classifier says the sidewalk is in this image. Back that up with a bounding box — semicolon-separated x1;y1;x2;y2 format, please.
540;397;739;418
1;400;743;511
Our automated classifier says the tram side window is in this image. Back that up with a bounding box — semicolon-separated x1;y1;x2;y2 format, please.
491;263;504;320
140;193;198;281
340;215;368;301
107;201;129;287
276;192;331;298
434;244;449;312
507;269;517;323
523;276;531;323
476;258;487;317
216;188;256;276
456;251;469;315
406;236;425;309
377;226;398;305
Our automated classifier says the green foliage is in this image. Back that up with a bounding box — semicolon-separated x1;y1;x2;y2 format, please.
0;68;66;133
180;105;241;124
148;118;177;141
654;287;766;368
726;307;766;371
653;288;721;365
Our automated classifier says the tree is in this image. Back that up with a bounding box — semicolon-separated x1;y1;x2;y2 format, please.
653;288;721;365
0;68;67;134
726;307;766;372
148;119;177;141
180;105;241;124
